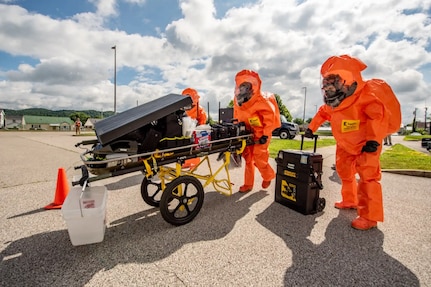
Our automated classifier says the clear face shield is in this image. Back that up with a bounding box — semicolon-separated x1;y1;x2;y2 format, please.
183;94;194;110
321;74;357;107
236;82;253;106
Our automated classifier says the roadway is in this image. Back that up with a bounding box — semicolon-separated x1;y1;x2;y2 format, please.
0;131;429;286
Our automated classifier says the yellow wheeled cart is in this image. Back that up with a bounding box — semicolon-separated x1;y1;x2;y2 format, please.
74;134;252;225
73;93;254;225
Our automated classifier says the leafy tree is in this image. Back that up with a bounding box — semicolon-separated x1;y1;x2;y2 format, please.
274;94;292;121
4;108;112;119
69;112;90;124
293;118;304;125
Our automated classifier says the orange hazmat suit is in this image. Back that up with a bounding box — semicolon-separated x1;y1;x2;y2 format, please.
307;55;401;225
182;88;207;125
181;88;207;168
233;70;280;190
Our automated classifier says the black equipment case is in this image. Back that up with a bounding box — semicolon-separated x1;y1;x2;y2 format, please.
275;135;325;215
94;94;192;147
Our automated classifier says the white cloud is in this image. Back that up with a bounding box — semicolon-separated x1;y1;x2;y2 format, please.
91;0;118;18
0;0;430;125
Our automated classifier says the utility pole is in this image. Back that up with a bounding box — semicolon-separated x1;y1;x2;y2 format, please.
111;45;117;114
302;87;307;128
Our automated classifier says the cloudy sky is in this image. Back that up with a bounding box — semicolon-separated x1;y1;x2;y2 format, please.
0;0;430;124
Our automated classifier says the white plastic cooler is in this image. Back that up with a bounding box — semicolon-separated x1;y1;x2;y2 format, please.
61;186;107;246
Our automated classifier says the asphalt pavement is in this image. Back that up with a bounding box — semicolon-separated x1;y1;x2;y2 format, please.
0;131;430;286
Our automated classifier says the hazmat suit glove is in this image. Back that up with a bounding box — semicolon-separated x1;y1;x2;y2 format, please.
361;140;380;153
304;128;314;138
259;135;268;144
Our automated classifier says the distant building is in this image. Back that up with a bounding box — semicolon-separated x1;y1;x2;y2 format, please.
415;121;429;130
0;110;4;129
22;115;74;131
84;118;103;130
5;115;23;129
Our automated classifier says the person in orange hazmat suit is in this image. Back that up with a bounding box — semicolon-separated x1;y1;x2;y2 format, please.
182;88;207;125
305;55;401;230
182;88;208;169
233;70;280;193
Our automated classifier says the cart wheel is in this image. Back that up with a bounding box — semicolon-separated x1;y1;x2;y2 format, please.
141;177;163;207
317;197;326;212
160;176;204;226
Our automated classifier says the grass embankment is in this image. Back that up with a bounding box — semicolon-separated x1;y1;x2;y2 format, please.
269;137;431;171
380;144;431;170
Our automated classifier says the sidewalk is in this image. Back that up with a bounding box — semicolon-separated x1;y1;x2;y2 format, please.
0;131;430;286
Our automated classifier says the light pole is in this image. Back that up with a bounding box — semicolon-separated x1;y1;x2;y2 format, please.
111;45;117;114
302;87;307;127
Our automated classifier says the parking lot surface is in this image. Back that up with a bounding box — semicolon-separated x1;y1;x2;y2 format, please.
0;132;430;286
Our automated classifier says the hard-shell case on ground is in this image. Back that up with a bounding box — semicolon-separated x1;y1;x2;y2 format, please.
275;135;325;215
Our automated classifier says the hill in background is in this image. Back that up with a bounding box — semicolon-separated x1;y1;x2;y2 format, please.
3;108;114;119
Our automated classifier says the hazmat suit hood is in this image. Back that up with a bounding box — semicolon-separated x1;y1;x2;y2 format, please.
182;88;200;105
320;55;367;107
234;70;262;106
321;55;367;92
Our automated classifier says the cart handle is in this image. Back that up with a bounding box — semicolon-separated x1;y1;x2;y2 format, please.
72;165;89;187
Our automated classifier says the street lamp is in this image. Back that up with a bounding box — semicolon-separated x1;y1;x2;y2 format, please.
111;45;117;114
302;87;307;126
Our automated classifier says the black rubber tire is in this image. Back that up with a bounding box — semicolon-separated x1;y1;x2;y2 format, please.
140;177;163;207
317;197;326;212
159;176;204;226
279;130;289;139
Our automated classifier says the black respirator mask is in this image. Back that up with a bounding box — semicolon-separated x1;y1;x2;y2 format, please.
322;74;357;108
236;82;253;106
183;94;194;110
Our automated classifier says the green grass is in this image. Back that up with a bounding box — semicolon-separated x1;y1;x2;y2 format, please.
403;135;431;141
380;144;431;170
269;137;337;158
73;132;96;136
269;138;431;171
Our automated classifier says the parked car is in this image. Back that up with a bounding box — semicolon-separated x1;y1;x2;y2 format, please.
272;115;299;139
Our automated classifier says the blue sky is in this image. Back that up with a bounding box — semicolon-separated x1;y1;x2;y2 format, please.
0;0;430;124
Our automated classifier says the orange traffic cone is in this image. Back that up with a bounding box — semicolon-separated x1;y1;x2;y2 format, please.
44;167;70;210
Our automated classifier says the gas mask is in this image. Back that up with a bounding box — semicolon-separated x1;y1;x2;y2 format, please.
236;82;253;106
183;94;194;110
321;74;357;107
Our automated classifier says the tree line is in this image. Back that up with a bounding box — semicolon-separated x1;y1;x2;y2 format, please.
3;108;114;124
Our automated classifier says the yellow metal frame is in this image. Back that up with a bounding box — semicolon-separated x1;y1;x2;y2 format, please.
141;138;247;196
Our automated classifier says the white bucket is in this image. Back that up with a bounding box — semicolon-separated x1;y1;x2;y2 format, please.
61;186;107;246
182;116;197;137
